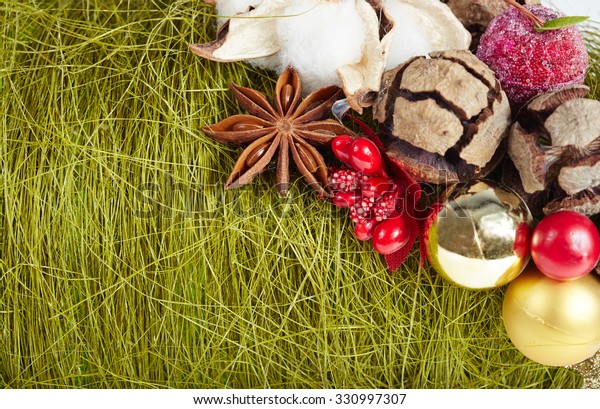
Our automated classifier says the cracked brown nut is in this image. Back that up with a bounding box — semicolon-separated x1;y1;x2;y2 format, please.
373;49;511;184
442;0;540;49
502;85;600;217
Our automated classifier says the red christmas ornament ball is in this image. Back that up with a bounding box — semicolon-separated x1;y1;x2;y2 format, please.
530;210;600;281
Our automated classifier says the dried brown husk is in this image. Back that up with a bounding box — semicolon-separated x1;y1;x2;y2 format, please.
442;0;540;49
502;85;600;217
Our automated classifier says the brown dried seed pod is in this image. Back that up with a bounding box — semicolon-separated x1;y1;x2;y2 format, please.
373;49;511;184
501;85;600;217
441;0;540;49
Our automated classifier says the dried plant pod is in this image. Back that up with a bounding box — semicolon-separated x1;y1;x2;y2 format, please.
383;0;471;69
202;66;351;197
441;0;540;48
191;0;470;113
442;0;540;28
502;85;600;217
337;0;393;112
373;49;511;184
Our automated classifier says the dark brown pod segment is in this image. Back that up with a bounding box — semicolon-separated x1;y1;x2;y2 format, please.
373;49;511;184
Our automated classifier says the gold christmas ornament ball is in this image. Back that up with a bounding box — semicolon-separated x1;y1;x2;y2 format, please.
503;265;600;366
425;179;532;289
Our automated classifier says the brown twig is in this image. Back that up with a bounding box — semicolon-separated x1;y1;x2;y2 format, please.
504;0;545;27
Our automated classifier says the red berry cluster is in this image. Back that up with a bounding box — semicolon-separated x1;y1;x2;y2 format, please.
328;135;412;256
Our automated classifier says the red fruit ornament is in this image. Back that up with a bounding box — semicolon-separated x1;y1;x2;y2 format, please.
355;219;377;241
531;210;600;281
476;2;589;106
328;133;421;270
332;191;361;208
372;215;410;255
349;138;384;176
331;135;353;164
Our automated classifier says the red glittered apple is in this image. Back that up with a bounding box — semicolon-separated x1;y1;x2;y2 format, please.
476;0;589;106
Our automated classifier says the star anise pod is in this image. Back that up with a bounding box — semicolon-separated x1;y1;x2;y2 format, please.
202;66;351;197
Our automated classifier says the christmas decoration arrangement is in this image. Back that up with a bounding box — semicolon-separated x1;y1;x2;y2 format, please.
194;0;600;382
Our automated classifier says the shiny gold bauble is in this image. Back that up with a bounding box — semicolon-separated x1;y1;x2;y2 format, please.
503;265;600;366
425;179;532;289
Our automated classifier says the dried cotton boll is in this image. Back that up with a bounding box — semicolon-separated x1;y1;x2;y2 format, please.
275;2;367;93
215;0;262;18
383;1;434;69
383;0;471;70
213;0;263;26
190;0;470;111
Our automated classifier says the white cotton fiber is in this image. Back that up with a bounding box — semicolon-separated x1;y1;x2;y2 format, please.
383;0;434;70
275;1;367;93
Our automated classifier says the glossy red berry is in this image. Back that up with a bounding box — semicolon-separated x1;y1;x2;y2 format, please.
331;135;354;165
354;219;377;241
349;138;384;176
371;214;410;255
362;176;394;198
332;191;361;209
531;210;600;281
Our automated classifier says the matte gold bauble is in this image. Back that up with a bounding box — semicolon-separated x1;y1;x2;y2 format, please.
503;265;600;366
425;180;533;289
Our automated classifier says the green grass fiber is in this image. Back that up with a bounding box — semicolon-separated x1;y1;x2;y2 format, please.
0;0;596;388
